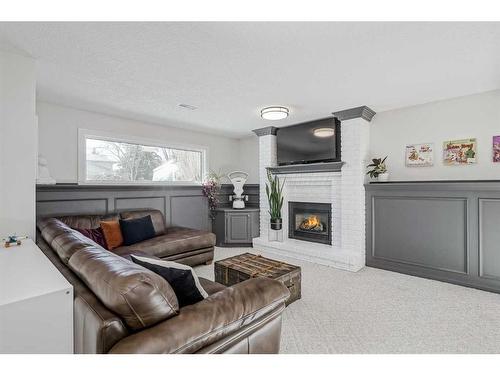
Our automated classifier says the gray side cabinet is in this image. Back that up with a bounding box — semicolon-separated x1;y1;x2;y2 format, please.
213;207;260;247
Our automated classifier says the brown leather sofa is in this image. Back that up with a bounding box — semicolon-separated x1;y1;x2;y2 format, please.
41;209;215;266
36;213;290;354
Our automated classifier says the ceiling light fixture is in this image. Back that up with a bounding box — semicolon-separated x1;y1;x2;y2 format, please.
260;106;289;120
313;127;335;138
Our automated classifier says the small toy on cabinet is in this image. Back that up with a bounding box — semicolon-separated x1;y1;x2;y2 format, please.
3;235;28;248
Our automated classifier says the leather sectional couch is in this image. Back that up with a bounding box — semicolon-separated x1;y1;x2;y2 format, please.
44;209;216;266
36;210;289;354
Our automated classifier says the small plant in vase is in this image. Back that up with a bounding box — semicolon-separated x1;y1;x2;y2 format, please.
265;170;285;230
202;170;223;220
367;156;389;181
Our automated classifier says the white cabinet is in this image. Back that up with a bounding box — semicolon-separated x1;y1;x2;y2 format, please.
0;239;73;353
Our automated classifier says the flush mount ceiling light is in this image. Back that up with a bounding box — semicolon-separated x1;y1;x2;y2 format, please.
260;106;289;120
313;127;335;138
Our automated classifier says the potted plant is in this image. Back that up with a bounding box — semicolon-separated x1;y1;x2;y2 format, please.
265;170;285;230
366;156;389;181
202;170;223;220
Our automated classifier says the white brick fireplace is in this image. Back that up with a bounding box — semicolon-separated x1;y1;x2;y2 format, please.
252;106;374;272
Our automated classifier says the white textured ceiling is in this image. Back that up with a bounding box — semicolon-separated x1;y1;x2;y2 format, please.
1;22;500;138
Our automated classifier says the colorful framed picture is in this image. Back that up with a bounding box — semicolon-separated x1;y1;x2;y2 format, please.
405;143;434;167
443;138;477;165
493;136;500;163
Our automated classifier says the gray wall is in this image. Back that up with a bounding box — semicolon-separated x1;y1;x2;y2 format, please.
36;184;259;232
366;181;500;293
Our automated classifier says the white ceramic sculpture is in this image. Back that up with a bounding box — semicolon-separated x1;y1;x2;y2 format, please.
227;171;248;209
37;155;56;184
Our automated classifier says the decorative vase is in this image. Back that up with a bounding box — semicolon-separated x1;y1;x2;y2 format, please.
270;218;282;230
36;155;56;185
377;172;390;182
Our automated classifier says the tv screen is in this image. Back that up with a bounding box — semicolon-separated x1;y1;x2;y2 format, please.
276;117;340;165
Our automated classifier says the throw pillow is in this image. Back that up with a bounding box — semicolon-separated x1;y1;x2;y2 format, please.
100;220;124;250
73;227;108;249
119;215;156;246
130;255;208;307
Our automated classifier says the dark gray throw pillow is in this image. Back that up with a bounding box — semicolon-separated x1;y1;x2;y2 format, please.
130;255;208;307
119;215;156;246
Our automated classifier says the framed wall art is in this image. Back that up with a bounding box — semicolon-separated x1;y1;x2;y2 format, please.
405;143;434;167
493;136;500;163
443;138;477;165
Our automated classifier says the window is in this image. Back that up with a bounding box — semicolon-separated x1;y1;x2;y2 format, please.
79;130;207;184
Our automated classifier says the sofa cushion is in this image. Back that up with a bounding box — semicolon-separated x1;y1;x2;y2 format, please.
51;230;102;263
56;213;120;230
108;277;290;354
100;220;124;250
120;215;156;246
113;226;216;259
38;217;77;244
198;278;226;296
119;252;223;295
120;209;166;236
38;218;103;263
74;227;108;249
69;246;179;331
131;255;208;307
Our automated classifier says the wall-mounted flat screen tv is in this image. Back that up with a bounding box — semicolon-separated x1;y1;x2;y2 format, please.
276;117;341;165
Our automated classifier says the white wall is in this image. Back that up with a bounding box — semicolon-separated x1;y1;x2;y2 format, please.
238;136;259;184
370;90;500;181
37;102;259;184
0;51;37;238
40;89;500;187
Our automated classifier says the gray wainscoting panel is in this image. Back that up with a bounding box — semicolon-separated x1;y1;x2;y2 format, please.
372;196;468;274
37;198;108;216
115;196;166;216
36;184;259;233
170;195;209;231
366;181;500;294
479;198;500;280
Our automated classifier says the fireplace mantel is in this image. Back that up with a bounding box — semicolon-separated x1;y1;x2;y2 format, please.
254;106;373;271
267;161;345;175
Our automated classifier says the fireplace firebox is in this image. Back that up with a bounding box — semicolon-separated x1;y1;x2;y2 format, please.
288;202;332;245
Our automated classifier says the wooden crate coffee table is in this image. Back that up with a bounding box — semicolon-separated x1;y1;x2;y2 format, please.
214;253;301;306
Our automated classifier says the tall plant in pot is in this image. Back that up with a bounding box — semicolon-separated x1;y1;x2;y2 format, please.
366;156;389;181
265;170;285;230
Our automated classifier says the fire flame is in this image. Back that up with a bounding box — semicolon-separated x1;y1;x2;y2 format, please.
301;215;320;229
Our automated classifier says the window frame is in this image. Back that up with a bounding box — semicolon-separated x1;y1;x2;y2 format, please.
77;129;208;186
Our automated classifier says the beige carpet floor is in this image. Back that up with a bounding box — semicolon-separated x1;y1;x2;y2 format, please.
195;247;500;354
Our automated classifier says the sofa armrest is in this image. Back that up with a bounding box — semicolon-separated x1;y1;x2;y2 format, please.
108;277;290;354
